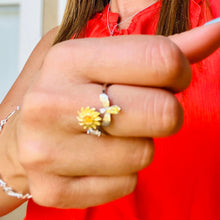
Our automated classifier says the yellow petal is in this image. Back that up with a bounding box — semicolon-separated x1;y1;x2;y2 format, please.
106;105;121;114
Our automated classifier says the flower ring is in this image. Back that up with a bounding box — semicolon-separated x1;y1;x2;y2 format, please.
77;86;121;136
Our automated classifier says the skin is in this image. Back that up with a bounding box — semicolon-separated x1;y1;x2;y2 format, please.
110;0;157;27
0;27;59;216
0;5;220;217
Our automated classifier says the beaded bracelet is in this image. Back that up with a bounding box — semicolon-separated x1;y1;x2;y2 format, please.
0;106;32;199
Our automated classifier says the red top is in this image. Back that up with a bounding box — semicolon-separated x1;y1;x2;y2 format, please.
25;0;220;219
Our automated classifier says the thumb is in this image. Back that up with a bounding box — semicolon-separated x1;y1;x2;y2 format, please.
169;20;220;63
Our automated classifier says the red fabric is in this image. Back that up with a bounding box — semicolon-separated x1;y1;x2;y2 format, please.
25;0;220;219
209;0;220;17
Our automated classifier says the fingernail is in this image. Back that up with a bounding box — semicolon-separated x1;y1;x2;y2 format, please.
204;17;220;26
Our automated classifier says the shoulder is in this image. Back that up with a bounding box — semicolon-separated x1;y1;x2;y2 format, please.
27;26;59;64
20;26;60;76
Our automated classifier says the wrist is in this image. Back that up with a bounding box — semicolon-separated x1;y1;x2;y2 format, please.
0;109;30;196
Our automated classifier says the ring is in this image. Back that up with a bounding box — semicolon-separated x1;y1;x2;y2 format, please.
77;85;121;136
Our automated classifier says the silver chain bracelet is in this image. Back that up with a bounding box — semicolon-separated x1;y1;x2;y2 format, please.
0;106;20;132
0;176;32;199
0;106;32;199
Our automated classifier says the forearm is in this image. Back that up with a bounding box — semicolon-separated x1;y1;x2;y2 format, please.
0;27;59;215
0;111;29;216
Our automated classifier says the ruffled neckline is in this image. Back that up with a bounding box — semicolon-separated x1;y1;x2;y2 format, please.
85;0;204;37
96;2;161;36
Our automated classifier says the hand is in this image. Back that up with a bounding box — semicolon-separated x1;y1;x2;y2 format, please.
17;23;220;209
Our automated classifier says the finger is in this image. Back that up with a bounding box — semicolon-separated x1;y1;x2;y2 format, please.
41;135;154;176
103;84;184;137
68;84;183;137
169;22;220;63
22;84;183;138
29;173;137;209
48;35;192;92
19;91;155;176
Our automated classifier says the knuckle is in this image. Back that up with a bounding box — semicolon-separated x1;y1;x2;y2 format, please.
122;174;138;196
18;140;53;172
161;93;183;135
21;92;52;125
43;42;81;74
150;37;191;89
139;140;155;168
159;41;182;80
32;184;65;208
21;91;63;129
133;139;155;170
18;94;57;169
44;44;68;69
19;92;78;166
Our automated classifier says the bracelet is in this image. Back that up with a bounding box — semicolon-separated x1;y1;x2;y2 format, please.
0;176;32;199
0;106;32;199
0;106;20;132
